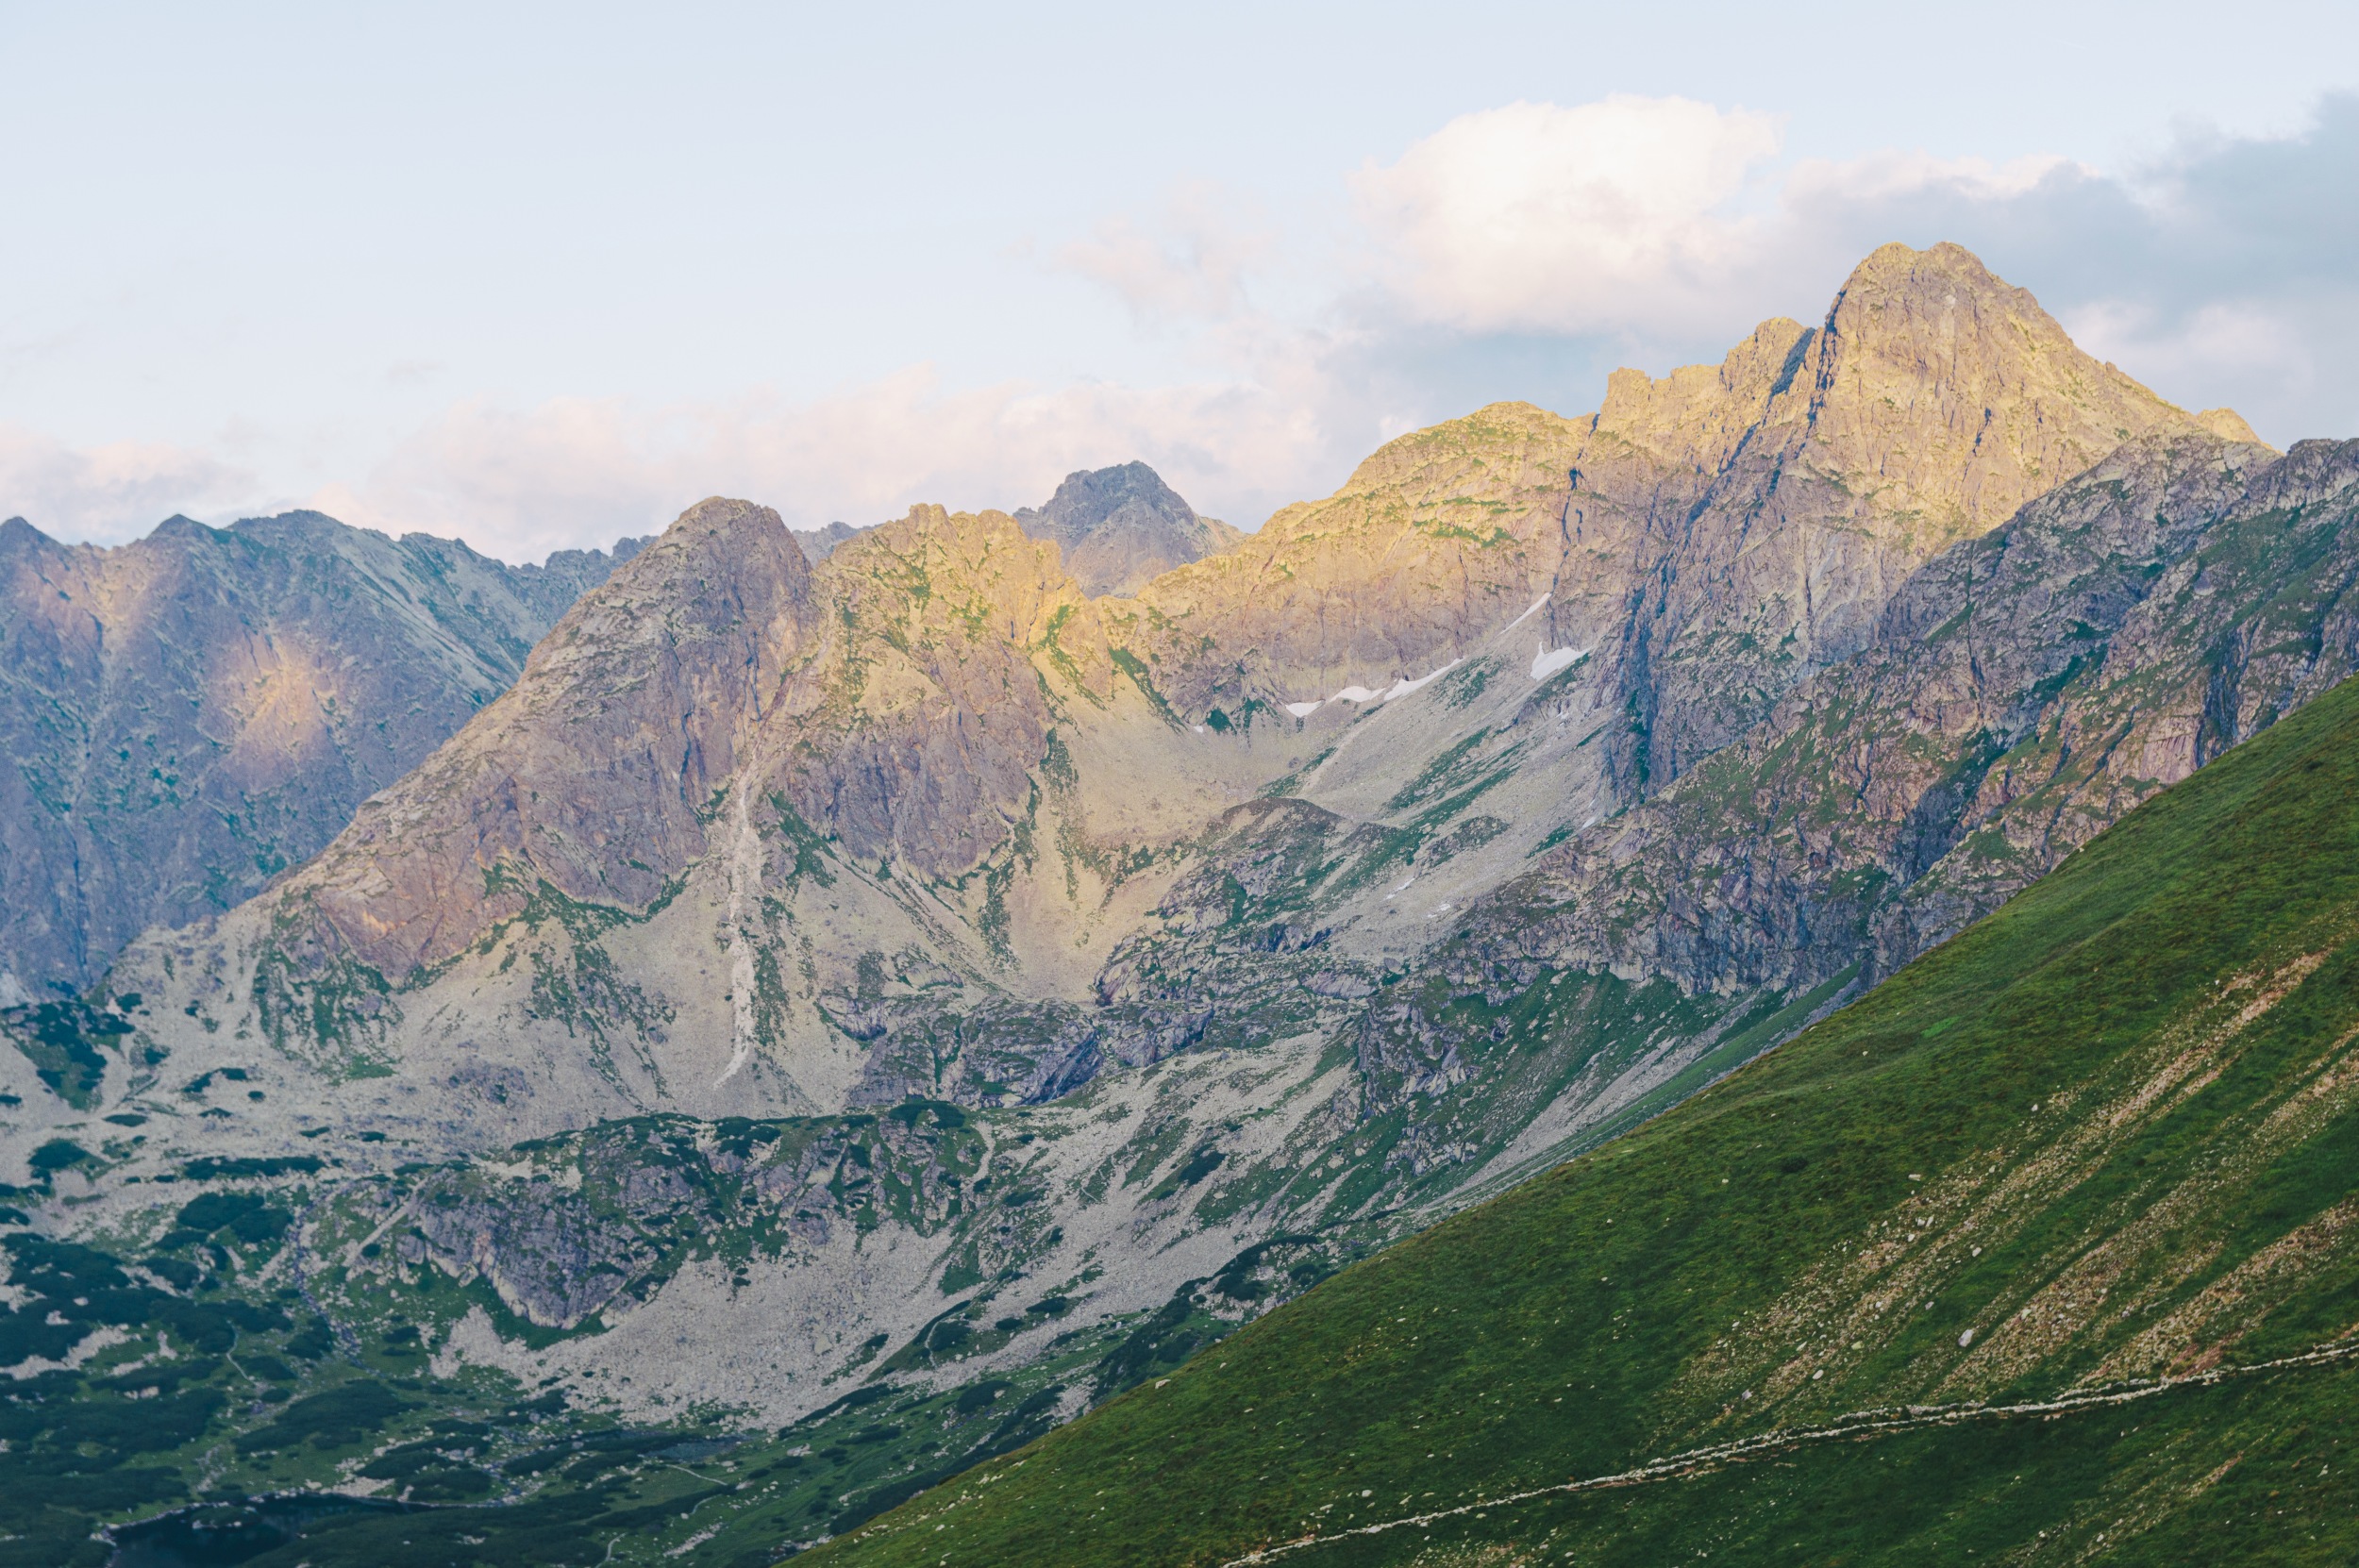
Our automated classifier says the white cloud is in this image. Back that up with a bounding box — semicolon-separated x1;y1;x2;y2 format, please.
1348;97;2103;346
2061;293;2355;442
0;426;259;544
1057;181;1274;325
1351;96;1783;336
1782;149;2078;208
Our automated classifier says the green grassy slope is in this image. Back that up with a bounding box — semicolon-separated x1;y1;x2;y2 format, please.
813;672;2359;1567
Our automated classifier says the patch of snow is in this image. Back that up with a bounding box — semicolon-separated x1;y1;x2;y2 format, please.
1505;593;1549;631
1531;642;1589;680
1382;659;1464;702
1331;685;1383;704
1284;701;1323;718
1192;724;1207;733
0;970;27;1009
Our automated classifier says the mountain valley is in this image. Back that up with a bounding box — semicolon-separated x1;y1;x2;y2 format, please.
4;240;2357;1566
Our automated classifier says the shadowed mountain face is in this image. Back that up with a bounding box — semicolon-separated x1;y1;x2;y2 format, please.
0;511;643;996
793;521;868;562
1014;461;1243;597
7;242;2352;1564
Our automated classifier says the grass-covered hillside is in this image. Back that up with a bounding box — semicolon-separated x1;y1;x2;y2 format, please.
814;671;2359;1566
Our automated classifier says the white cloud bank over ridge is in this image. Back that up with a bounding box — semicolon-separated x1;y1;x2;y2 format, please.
1353;95;2081;342
1352;95;1788;336
7;93;2355;561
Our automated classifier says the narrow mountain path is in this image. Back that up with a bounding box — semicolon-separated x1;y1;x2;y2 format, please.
1215;1338;2359;1565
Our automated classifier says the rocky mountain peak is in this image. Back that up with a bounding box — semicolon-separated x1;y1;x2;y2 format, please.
1791;240;2219;549
1328;399;1580;498
793;520;868;562
2197;406;2269;446
283;496;812;979
1028;460;1184;524
1014;461;1238;598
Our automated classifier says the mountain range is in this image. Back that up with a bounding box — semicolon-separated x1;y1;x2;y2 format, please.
0;513;645;998
2;240;2354;1566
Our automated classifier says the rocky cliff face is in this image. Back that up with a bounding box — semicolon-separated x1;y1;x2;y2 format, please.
1598;240;2217;789
772;505;1109;877
0;511;640;996
1340;429;2358;1148
1469;431;2359;1002
1013;462;1241;598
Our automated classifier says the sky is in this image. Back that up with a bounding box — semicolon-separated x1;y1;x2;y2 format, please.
3;0;2356;561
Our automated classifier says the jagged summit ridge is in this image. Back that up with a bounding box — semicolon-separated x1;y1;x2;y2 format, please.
59;241;2274;1089
1118;242;2252;793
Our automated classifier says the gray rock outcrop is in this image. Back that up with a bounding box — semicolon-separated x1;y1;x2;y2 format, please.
1013;462;1242;597
793;521;869;562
